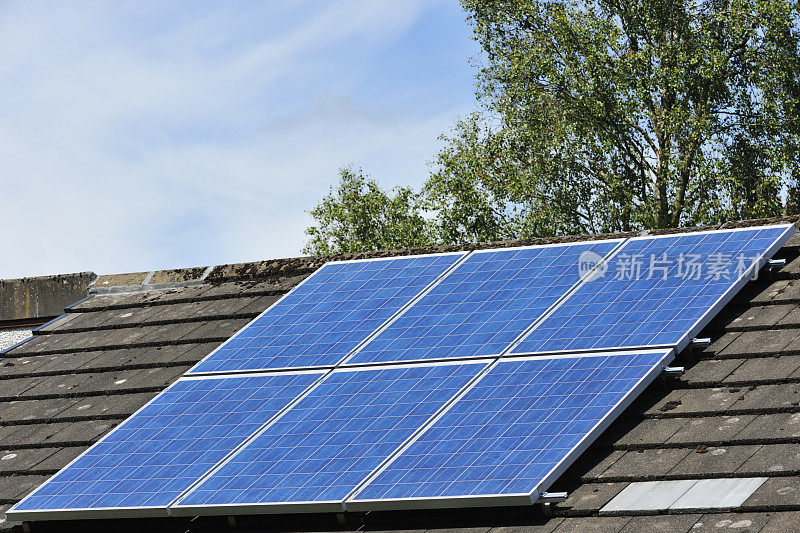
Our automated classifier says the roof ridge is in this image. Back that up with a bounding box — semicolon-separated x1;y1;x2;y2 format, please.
3;216;796;292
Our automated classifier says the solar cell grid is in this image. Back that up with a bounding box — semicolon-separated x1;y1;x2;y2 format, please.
513;225;793;354
174;362;485;513
349;351;670;507
347;240;621;365
8;372;320;518
189;253;464;373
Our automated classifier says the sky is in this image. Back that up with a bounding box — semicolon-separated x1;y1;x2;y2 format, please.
0;0;479;279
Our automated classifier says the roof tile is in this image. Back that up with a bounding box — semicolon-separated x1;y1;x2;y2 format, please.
736;444;800;474
0;398;80;423
683;359;744;384
726;356;800;384
690;512;769;532
596;449;692;481
30;447;84;472
610;417;687;447
743;475;800;507
736;412;800;441
724;304;796;329
646;388;739;416
551;516;632;533
0;448;59;473
667;445;760;477
718;330;800;357
55;392;157;420
665;416;755;445
0;475;49;501
489;519;564;533
760;510;800;532
730;384;800;411
618;514;701;533
557;483;629;512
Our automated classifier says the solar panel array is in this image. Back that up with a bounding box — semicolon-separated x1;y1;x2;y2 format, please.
8;224;794;521
348;241;620;365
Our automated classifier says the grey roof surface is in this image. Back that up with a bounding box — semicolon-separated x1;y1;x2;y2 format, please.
2;216;800;532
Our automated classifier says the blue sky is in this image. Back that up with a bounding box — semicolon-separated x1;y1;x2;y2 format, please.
0;1;479;279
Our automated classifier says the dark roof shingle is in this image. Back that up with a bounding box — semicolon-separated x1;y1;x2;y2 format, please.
2;216;800;532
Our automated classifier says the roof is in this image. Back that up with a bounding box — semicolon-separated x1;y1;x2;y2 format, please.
2;216;800;532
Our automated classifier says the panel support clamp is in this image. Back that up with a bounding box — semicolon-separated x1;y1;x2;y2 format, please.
691;337;711;348
539;491;568;503
663;366;685;377
766;258;786;271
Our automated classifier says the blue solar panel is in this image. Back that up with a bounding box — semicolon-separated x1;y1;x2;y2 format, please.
347;241;621;365
513;225;793;354
173;362;485;514
188;253;465;373
8;372;320;518
348;351;670;508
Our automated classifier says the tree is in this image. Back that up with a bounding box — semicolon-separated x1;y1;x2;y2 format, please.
305;0;800;254
302;168;434;255
431;0;800;235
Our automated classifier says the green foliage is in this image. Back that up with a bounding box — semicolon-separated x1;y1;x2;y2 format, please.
445;0;800;233
424;113;608;242
302;168;434;255
305;0;800;254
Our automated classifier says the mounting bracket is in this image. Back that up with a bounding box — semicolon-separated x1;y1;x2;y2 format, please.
766;258;786;271
539;491;568;503
691;337;711;348
663;366;685;376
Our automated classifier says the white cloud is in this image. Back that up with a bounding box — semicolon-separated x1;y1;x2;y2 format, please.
0;0;475;278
